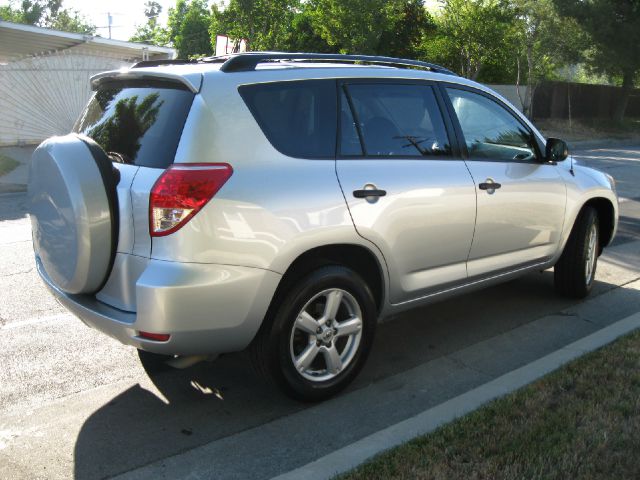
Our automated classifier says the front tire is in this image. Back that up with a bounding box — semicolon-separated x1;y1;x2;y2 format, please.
252;266;377;402
554;206;599;298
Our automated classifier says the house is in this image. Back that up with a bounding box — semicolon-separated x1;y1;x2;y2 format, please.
0;20;176;146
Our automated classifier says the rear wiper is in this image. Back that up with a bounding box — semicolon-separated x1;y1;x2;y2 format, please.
107;152;132;164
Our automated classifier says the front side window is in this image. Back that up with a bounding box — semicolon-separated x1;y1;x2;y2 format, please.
446;88;538;162
341;83;451;157
239;80;336;158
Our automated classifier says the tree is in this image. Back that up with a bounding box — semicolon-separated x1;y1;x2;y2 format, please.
0;0;95;34
282;3;336;53
212;0;298;52
554;0;640;122
130;1;169;45
167;0;213;58
378;0;436;59
305;0;390;54
507;0;585;117
422;0;511;80
305;0;428;55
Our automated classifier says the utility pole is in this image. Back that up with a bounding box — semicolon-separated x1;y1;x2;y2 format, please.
108;12;112;39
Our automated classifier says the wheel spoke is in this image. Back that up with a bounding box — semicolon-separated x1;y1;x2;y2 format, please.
295;343;320;372
322;290;343;323
295;311;319;335
335;316;362;337
589;227;597;254
585;225;597;283
323;345;343;374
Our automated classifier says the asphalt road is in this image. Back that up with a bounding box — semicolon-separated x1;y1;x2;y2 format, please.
1;145;639;480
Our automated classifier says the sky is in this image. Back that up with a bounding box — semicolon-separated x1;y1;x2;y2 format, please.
0;0;175;40
1;0;442;42
63;0;175;40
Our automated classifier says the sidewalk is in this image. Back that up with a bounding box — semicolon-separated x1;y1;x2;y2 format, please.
0;145;34;194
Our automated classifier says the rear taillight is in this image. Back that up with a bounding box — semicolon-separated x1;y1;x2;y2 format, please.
149;163;233;237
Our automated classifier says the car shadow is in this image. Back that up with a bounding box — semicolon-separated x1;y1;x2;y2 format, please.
72;269;640;479
73;350;303;479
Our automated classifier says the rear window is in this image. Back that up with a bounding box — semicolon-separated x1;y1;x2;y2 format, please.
239;80;337;158
74;80;195;168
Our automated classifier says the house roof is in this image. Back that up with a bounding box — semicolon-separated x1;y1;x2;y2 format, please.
0;20;175;64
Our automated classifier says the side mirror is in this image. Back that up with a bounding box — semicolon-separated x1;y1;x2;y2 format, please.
545;138;569;162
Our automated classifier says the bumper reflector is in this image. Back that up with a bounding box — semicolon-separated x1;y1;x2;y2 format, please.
139;331;171;342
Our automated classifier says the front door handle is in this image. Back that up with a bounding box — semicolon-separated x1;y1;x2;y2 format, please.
478;179;501;194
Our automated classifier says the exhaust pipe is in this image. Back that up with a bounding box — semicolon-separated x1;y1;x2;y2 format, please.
165;354;215;369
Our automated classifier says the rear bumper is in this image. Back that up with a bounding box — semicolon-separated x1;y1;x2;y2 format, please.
37;256;281;355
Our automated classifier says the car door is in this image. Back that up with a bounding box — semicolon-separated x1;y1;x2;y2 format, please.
336;80;477;305
443;86;567;278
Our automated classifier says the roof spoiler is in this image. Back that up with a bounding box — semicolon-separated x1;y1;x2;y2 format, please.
90;69;202;93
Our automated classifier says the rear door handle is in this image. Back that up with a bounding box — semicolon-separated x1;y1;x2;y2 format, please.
353;184;387;204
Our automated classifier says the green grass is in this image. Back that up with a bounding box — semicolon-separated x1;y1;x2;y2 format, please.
339;330;640;480
0;154;20;177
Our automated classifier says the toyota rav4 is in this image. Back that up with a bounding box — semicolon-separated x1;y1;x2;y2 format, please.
28;53;618;401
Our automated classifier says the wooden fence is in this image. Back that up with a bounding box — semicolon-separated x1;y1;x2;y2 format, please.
532;81;640;120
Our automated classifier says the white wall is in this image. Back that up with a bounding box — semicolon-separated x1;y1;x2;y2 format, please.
0;50;127;146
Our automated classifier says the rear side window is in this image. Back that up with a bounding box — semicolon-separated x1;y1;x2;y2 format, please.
239;80;337;158
74;80;195;168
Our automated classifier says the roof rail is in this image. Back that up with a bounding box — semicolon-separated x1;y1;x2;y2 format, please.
131;59;195;69
206;52;456;75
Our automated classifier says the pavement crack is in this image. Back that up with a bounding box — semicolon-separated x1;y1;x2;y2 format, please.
445;355;490;378
1;268;33;278
577;316;597;325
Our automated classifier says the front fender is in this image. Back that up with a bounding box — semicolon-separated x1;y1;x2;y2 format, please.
555;162;619;260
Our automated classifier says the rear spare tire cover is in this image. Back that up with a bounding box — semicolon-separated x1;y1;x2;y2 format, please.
28;134;118;294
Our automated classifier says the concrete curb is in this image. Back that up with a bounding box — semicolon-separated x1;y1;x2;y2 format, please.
272;311;640;480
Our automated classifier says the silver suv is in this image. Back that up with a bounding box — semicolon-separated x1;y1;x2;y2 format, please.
28;53;618;401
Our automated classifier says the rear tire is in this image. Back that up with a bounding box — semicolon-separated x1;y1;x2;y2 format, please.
554;206;599;298
251;265;377;402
